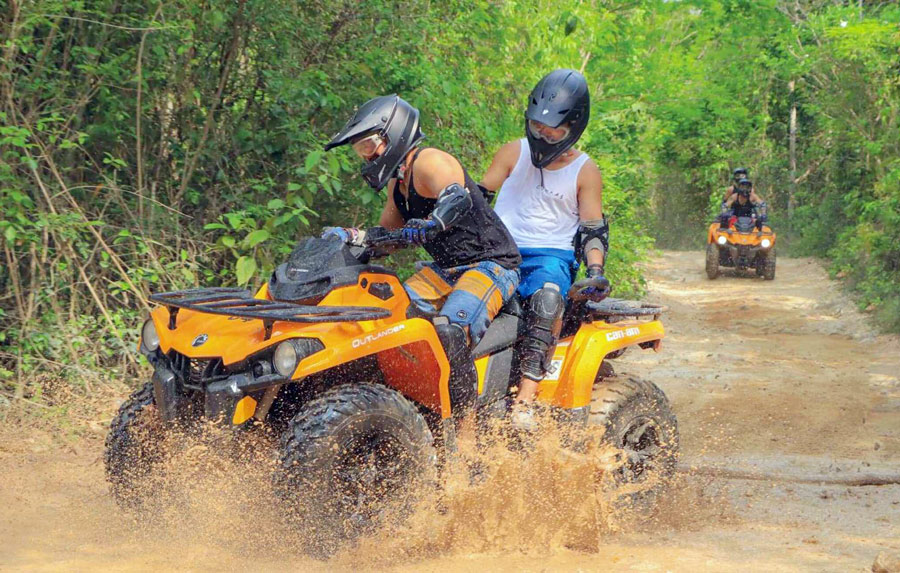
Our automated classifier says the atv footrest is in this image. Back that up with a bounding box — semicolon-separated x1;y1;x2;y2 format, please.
150;287;392;339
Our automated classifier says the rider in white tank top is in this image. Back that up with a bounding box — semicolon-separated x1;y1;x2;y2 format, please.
480;68;607;422
493;139;589;251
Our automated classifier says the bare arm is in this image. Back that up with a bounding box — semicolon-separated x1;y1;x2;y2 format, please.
750;190;764;203
378;179;405;229
577;159;605;266
480;140;521;192
410;148;466;199
724;193;737;208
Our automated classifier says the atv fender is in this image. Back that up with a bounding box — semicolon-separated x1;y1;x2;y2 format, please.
539;319;665;409
290;318;452;419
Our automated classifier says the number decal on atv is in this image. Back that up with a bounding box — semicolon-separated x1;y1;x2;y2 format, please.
351;324;406;348
544;358;564;381
606;327;641;341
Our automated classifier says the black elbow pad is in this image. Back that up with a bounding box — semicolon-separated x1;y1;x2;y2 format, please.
431;183;473;231
573;216;609;265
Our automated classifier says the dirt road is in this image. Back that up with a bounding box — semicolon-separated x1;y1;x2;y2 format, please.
2;251;899;571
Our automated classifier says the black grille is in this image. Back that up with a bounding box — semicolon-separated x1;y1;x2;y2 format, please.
168;351;227;390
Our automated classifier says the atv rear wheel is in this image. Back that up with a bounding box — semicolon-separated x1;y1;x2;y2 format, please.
104;382;166;508
705;244;719;280
590;376;678;518
763;249;776;280
276;383;436;556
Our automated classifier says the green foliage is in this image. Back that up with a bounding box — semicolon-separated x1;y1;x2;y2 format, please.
3;0;899;408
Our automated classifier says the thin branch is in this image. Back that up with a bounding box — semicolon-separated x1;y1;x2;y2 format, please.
33;13;177;32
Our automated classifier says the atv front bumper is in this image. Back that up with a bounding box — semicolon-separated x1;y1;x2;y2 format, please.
148;351;285;425
716;243;770;268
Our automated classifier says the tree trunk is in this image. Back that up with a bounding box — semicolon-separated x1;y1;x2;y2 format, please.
788;78;797;220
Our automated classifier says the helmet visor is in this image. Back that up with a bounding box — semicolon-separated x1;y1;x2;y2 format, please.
351;133;385;161
528;120;571;144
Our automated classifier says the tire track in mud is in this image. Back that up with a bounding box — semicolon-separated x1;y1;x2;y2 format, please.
2;250;900;572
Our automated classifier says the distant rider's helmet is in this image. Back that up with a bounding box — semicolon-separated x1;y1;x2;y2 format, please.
733;167;749;183
324;95;425;191
525;69;590;168
736;177;752;198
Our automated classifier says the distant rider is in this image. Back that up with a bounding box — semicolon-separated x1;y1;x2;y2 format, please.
721;178;768;230
481;69;608;426
322;95;522;420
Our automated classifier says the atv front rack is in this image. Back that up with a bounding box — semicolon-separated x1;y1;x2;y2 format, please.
150;287;392;339
586;298;667;321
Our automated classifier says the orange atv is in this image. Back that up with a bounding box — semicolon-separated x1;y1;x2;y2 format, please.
706;215;776;280
105;231;677;553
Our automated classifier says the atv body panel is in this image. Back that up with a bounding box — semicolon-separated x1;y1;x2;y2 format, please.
471;298;665;417
143;238;454;424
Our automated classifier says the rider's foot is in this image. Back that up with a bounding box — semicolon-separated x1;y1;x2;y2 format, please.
508;399;539;432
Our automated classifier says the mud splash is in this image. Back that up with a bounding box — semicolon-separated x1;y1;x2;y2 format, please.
95;417;722;569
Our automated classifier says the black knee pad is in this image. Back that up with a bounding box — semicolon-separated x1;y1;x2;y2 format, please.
519;284;565;381
433;319;477;417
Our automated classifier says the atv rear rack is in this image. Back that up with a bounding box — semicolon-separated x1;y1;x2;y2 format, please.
150;287;392;340
586;298;667;321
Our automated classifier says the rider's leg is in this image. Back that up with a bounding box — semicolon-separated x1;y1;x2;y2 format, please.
403;262;453;317
437;261;519;417
512;253;574;404
516;283;565;402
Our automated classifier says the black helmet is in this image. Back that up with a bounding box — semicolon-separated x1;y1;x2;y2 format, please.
324;95;425;191
733;167;748;180
737;177;752;197
525;69;590;168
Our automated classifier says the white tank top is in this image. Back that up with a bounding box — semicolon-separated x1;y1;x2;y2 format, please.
493;139;589;251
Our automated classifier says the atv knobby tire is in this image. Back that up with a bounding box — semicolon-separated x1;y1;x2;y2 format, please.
590;375;679;518
104;382;166;509
763;248;776;280
705;244;719;280
276;383;436;557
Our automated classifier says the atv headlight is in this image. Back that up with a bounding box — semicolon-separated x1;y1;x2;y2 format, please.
141;319;160;353
761;238;772;249
717;235;727;245
273;338;324;378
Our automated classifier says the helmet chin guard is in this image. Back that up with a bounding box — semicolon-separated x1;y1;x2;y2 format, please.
325;95;425;190
525;69;590;168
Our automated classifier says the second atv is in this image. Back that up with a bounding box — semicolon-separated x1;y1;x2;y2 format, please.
706;214;776;280
106;231;678;554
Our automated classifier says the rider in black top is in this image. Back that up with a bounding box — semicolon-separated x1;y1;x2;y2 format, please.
321;95;521;419
721;178;768;229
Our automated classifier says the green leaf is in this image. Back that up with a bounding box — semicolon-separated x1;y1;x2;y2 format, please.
245;229;271;248
225;213;242;230
267;198;285;210
236;256;257;286
304;150;324;173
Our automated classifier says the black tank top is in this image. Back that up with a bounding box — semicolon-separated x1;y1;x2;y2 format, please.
732;199;755;218
392;149;521;270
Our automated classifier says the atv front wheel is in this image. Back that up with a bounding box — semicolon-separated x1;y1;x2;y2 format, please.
276;383;436;556
104;382;166;508
705;244;719;280
763;249;776;280
590;376;678;517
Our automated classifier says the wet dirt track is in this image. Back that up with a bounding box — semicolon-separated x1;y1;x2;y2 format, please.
2;251;900;572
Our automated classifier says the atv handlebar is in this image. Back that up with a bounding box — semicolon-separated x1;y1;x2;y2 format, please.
567;275;612;303
364;227;409;250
